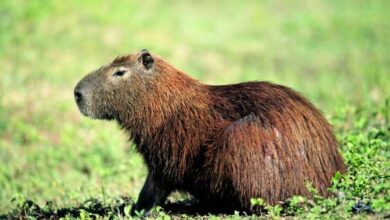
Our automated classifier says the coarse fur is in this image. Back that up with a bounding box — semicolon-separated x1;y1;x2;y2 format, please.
74;49;346;215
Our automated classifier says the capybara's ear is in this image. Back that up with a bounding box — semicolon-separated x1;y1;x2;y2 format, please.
138;49;154;70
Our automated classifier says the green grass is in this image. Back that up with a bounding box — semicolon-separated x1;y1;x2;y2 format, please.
0;0;389;219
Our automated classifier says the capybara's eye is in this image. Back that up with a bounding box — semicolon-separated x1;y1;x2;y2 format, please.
112;70;126;77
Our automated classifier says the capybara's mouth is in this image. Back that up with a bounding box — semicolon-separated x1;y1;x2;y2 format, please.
74;95;115;121
74;100;92;118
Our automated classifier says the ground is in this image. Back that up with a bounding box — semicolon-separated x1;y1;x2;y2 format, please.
0;0;389;219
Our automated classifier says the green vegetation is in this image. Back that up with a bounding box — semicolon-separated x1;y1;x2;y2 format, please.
0;0;389;219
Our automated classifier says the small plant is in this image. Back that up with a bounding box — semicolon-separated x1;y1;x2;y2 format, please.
250;198;266;207
250;197;282;218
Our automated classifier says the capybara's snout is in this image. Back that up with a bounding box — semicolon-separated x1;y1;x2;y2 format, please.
74;78;93;118
74;84;83;105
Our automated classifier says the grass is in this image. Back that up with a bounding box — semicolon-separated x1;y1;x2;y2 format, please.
0;0;389;219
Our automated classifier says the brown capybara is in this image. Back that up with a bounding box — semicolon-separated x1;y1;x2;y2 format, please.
74;49;346;215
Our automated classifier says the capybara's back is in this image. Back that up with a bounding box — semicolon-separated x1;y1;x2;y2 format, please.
74;50;346;215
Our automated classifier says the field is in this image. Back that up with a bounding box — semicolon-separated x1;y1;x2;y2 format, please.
0;0;389;219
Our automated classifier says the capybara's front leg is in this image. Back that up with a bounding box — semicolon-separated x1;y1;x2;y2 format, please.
131;172;170;216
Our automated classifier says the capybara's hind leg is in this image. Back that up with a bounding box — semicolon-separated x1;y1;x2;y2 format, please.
208;115;304;211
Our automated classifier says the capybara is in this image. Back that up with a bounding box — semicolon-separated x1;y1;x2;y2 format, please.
74;49;346;215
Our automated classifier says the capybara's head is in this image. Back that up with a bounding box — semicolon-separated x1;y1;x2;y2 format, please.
74;49;158;120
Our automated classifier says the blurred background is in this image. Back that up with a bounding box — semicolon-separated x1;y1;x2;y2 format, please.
0;0;388;213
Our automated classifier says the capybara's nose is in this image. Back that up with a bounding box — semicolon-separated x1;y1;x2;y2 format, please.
74;89;83;103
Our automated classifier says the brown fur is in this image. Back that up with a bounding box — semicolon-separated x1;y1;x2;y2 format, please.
75;50;346;214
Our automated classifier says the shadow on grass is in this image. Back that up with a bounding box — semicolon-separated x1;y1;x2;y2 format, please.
0;197;134;219
0;197;232;219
